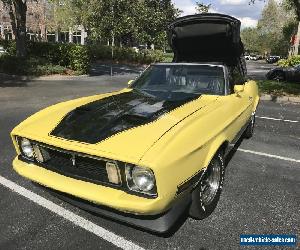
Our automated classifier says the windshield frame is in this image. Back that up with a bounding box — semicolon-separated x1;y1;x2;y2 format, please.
130;63;229;97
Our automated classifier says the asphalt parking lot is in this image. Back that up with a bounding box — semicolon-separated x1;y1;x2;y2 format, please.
0;61;299;250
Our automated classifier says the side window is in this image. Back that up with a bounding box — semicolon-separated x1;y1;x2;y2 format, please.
229;60;246;93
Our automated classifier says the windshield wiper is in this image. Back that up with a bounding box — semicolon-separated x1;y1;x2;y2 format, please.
165;94;201;103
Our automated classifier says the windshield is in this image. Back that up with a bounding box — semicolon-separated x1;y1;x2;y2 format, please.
131;64;225;101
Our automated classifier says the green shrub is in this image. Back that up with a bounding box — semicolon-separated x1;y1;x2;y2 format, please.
0;54;26;74
88;44;164;64
26;42;89;74
277;59;289;67
115;47;135;61
163;52;174;62
32;64;66;76
1;40;163;75
69;45;90;74
0;40;16;55
140;49;164;64
288;55;300;66
277;55;300;67
0;54;67;76
88;44;111;60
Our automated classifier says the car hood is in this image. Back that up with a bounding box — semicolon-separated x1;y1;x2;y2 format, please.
168;13;244;64
12;89;218;163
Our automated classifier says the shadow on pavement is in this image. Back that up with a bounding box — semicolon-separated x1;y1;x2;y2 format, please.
225;136;244;167
0;74;33;87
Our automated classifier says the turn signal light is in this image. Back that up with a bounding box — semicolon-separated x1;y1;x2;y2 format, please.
106;162;121;185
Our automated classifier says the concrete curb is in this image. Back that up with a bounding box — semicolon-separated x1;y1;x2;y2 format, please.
260;94;300;104
0;73;89;82
36;74;89;81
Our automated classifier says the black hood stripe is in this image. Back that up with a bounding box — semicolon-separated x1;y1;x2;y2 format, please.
50;90;199;144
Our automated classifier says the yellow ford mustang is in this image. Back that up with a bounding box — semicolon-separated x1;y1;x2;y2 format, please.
11;14;259;233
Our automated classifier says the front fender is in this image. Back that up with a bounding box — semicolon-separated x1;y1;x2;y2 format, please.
201;135;228;168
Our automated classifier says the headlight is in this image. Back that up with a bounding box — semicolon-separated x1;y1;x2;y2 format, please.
125;165;156;196
132;167;155;191
20;138;34;158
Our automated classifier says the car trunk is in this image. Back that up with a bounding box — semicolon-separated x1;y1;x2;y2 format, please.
168;14;244;65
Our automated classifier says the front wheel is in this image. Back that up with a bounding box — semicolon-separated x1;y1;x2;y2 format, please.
189;152;225;220
244;112;256;139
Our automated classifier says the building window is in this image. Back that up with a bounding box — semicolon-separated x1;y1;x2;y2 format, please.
60;32;69;43
73;31;81;44
47;32;55;43
4;27;13;40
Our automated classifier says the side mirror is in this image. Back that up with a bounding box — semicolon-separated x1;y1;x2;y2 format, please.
234;85;244;95
128;80;134;86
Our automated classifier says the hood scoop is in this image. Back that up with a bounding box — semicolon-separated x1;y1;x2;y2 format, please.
168;13;244;64
50;91;197;144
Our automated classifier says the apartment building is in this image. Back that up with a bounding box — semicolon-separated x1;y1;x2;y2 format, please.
0;0;87;45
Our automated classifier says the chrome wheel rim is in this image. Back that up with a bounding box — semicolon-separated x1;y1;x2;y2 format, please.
200;160;221;206
274;72;284;81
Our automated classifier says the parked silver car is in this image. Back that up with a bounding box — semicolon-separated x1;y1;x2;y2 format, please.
0;46;7;55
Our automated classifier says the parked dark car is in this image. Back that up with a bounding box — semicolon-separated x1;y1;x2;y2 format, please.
266;56;280;64
266;64;300;82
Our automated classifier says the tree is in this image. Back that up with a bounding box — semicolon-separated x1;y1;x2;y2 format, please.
250;0;300;55
242;0;295;56
241;27;260;53
49;0;180;49
256;0;284;55
195;2;211;14
1;0;28;57
284;0;300;55
257;0;284;34
250;0;299;18
136;0;180;48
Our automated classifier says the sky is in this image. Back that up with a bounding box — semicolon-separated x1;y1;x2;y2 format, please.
172;0;267;29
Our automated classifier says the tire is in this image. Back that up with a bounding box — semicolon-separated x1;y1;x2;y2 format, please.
272;71;285;81
244;112;256;139
189;152;225;220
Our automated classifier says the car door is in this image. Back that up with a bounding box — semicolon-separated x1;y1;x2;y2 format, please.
293;65;300;81
222;64;254;145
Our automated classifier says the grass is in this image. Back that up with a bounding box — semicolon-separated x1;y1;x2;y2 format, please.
257;80;300;96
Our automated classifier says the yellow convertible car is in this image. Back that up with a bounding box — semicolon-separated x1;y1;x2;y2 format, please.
11;14;259;233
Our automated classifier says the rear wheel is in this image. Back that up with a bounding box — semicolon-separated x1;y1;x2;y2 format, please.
244;112;256;139
272;71;285;81
189;152;225;219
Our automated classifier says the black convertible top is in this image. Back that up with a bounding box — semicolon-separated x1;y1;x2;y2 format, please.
168;13;244;65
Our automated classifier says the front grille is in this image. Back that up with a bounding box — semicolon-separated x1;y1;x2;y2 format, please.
17;139;157;199
39;146;110;185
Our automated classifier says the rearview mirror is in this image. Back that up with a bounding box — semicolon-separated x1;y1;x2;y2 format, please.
234;85;244;94
128;80;134;86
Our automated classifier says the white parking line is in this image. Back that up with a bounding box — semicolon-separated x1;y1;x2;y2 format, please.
0;176;145;250
256;116;299;123
238;149;300;163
